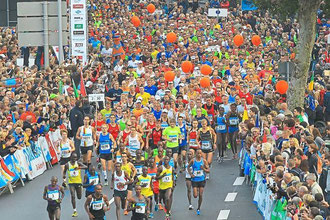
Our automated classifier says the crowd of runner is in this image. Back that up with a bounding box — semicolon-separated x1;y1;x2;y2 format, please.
0;0;330;220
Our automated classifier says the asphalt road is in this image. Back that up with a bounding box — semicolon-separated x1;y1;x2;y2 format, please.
0;152;262;220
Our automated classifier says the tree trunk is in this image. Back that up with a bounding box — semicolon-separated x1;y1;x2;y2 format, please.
287;0;321;111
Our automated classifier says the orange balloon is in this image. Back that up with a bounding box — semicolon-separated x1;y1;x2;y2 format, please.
201;64;212;75
167;32;177;43
200;77;211;88
181;61;193;73
164;71;175;82
233;35;244;47
131;16;141;27
147;4;156;13
275;80;289;94
251;35;261;46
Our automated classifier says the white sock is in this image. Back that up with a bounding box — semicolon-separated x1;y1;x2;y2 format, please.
73;208;77;212
103;170;107;180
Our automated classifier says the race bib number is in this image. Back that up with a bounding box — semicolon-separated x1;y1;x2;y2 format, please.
69;169;79;177
116;182;125;190
135;203;146;214
189;139;198;146
229;118;239;126
136;166;143;175
141;179;150;188
162;175;172;183
169;135;177;143
201;141;211;150
92;201;103;210
47;190;59;200
116;156;122;163
208;115;213;122
101;144;110;151
216;125;226;131
193;170;203;177
61;149;70;158
90;176;99;185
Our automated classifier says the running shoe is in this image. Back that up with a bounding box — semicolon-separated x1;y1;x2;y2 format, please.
158;204;164;210
62;182;67;188
72;211;78;217
124;210;129;215
149;212;154;218
165;214;170;220
189;204;193;210
197;209;200;215
206;173;210;180
155;203;159;212
104;180;108;186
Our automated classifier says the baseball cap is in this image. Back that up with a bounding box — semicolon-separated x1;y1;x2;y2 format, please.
155;95;161;100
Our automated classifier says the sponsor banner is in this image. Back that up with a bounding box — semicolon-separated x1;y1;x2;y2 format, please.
38;136;52;162
70;0;87;65
23;144;47;179
45;133;59;165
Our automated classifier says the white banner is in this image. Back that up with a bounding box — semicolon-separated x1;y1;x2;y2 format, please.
38;136;52;162
71;0;88;65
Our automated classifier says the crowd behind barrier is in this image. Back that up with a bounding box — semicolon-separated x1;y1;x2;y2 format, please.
0;129;62;194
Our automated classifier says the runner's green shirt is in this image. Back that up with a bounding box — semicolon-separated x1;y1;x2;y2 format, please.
163;126;181;148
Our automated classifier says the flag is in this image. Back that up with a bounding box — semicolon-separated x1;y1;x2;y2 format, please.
262;132;267;143
242;105;249;121
255;112;260;128
80;71;87;97
72;79;79;99
59;80;63;95
308;72;314;91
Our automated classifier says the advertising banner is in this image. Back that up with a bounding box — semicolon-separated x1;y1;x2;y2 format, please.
70;0;88;65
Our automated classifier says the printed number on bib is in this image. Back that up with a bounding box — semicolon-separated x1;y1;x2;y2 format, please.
101;144;110;151
70;170;79;177
216;125;226;131
116;156;122;163
193;170;203;177
201;141;211;149
135;203;146;214
90;177;99;185
162;175;171;183
48;191;59;200
229;118;238;125
92;201;103;210
169;135;177;143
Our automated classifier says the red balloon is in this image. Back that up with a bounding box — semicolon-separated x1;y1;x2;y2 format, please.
233;35;244;47
164;71;175;82
167;32;177;43
276;80;289;94
200;77;211;88
201;64;212;75
251;35;261;46
147;4;156;13
131;16;141;27
181;61;193;73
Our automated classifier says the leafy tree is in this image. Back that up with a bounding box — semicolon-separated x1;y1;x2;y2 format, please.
253;0;328;110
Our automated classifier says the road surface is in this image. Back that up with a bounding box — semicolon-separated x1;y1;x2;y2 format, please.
0;154;262;220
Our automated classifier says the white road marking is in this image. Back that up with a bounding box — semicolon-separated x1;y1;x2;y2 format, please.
109;197;114;204
225;192;237;202
233;177;245;186
217;210;230;220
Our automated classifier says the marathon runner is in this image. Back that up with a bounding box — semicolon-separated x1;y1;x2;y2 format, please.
43;176;65;220
162;119;181;170
226;103;240;159
59;129;75;187
84;184;111;220
177;116;188;172
135;166;154;218
76;116;96;168
188;149;210;215
111;162;132;220
127;185;150;220
185;149;195;210
97;124;116;185
198;119;216;179
63;153;87;217
83;165;100;197
156;156;174;220
215;107;227;163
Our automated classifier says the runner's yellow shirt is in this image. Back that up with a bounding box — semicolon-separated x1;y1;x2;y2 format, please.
137;175;153;197
159;166;173;190
68;162;82;184
163;126;181;148
121;163;133;177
